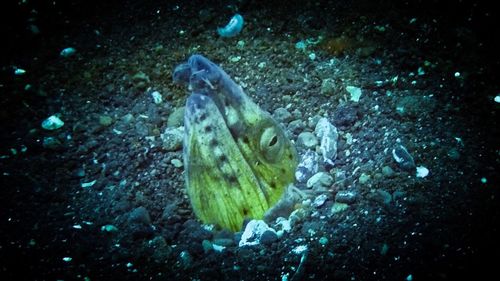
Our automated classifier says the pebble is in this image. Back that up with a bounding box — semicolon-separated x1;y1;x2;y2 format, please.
239;220;277;247
321;78;336;95
312;194;328;208
260;230;278;246
295;150;320;183
369;189;392;205
273;107;293;123
42;136;62;150
161;127;184;151
171;158;183;168
381;166;395;178
167;107;185;127
127;206;152;225
99;115;113;127
306;172;333;191
41;115;64;130
331;202;349;214
335;190;357;204
315;118;338;165
151;91;163;104
358;173;371;185
392;144;416;171
297;132;318;149
346;86;362;102
288;119;305;134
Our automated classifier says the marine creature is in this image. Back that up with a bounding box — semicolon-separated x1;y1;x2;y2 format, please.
173;55;297;231
217;14;244;37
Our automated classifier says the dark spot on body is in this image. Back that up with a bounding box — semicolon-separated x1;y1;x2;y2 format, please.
199;113;207;121
242;136;249;144
218;154;228;163
209;139;218;147
205;126;212;133
243;209;249;216
228;175;238;185
270;181;276;189
280;168;286;174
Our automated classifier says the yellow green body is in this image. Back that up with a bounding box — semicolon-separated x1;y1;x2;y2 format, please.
177;55;297;231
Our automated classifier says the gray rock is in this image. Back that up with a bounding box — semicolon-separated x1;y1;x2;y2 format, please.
306;172;333;191
307;115;322;129
288;119;305;135
161;127;184;151
369;189;392;205
392;144;416;171
99;115;113;127
239;220;277;247
358;173;371;185
273;107;293;124
127;206;151;225
312;194;328;208
42;136;62;150
167;107;185;128
297;131;318;149
381;166;395;178
295;150;320;183
260;230;278;246
321;78;336;96
315;118;338;165
135;121;149;137
335;190;357;204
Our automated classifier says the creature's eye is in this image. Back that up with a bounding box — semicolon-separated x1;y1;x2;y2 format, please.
259;126;283;162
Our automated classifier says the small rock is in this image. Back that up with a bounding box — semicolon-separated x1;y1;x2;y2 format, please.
127;206;151;225
167;107;185;128
369;189;392;205
321;78;336;95
132;71;150;83
161;127;184;151
315;118;338;166
312;194;328;208
135;121;149;137
213;238;234;247
335;190;357;204
149;236;172;263
99;115;113;127
273;107;293;124
60;47;76;57
171;158;183;168
179;250;192;269
41;115;64;130
306;172;333;191
416;166;429;178
297;132;318;149
307;115;322;129
122;113;134;124
151;91;163;104
288;119;305;135
202;240;213;253
381;166;395;178
260;230;278;246
239;220;277;247
295;150;319;183
42;136;62;150
346;86;362;102
392;145;416;171
333;105;359;128
331;202;349;214
358;173;371;185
